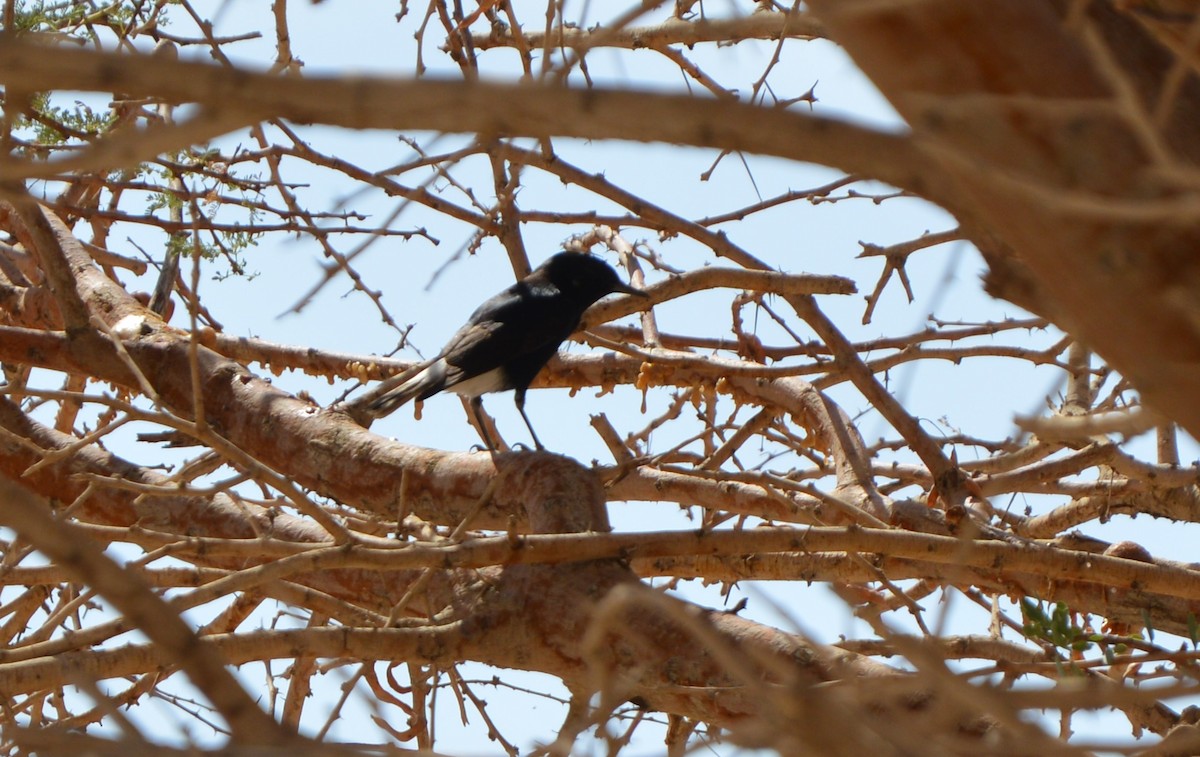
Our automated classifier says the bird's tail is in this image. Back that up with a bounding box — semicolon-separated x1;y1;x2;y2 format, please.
367;361;446;416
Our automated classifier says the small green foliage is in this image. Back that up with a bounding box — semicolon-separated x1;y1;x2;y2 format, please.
36;99;117;143
209;230;259;282
1021;599;1094;656
140;155;264;282
11;0;139;37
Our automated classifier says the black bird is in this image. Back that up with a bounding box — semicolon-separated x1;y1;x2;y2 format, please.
369;252;648;450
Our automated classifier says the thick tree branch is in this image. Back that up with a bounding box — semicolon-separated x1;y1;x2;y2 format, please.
0;37;948;212
807;0;1200;440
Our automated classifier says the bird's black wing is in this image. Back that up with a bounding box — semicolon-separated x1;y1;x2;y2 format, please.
437;281;582;389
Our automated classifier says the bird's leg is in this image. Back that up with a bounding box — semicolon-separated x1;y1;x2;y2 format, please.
468;396;499;452
513;391;545;451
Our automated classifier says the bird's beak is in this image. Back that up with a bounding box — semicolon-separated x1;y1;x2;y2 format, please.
615;282;650;298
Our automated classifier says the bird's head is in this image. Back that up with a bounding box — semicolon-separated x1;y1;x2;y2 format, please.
538;252;648;304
